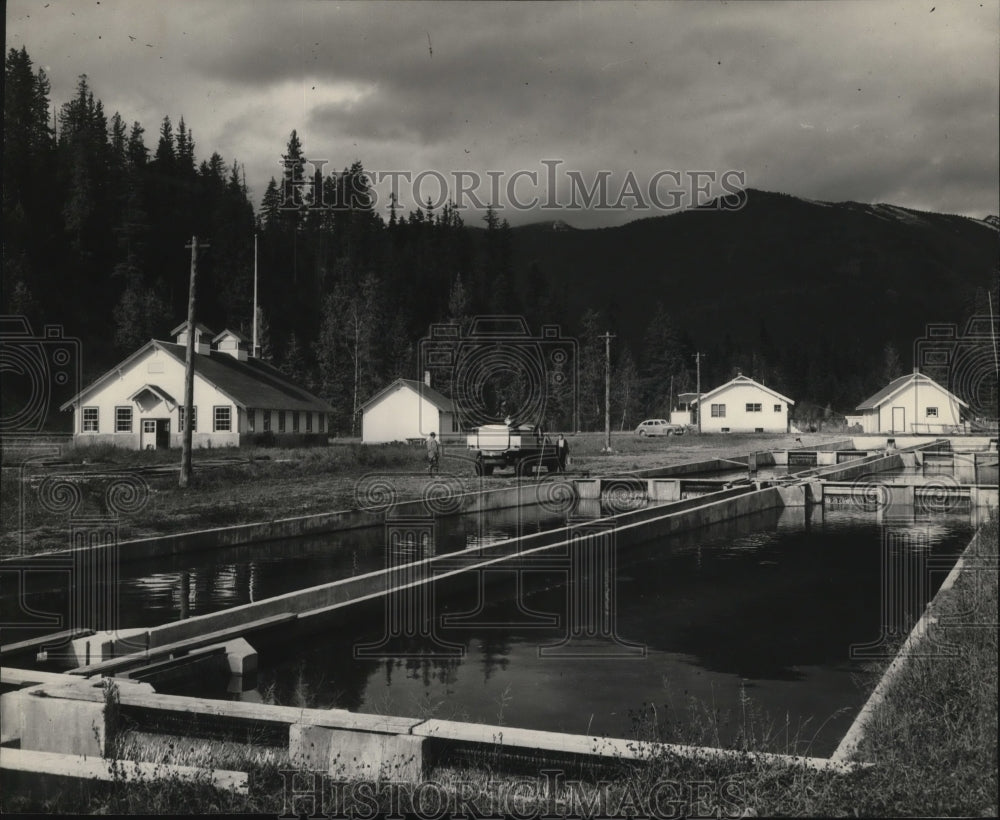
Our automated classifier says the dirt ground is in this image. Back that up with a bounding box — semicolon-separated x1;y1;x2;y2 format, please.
1;431;849;556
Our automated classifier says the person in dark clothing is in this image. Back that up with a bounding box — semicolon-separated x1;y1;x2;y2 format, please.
556;433;570;472
426;432;440;474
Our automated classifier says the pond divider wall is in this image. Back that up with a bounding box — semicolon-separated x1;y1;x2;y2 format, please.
5;442;988;782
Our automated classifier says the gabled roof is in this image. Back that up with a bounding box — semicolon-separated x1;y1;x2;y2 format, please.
128;384;178;406
856;372;968;411
698;374;795;405
360;378;455;413
212;328;249;344
61;340;334;414
170;321;215;337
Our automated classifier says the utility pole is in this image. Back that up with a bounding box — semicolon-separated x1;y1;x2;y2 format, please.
252;232;259;358
179;235;209;489
694;352;705;434
600;332;615;452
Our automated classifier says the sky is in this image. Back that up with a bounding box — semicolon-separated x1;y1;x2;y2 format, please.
6;0;999;228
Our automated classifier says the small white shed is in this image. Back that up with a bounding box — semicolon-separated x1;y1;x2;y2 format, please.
855;371;967;434
360;378;458;443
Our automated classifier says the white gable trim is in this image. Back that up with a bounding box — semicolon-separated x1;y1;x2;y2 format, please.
870;374;968;410
699;376;794;405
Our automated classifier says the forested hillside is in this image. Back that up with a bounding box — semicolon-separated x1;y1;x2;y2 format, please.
4;48;996;434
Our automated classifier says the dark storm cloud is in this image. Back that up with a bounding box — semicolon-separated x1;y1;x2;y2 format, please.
6;0;997;224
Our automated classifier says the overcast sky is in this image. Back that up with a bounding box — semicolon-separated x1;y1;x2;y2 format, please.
7;0;999;228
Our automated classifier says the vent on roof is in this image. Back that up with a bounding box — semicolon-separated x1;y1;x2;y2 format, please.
173;322;213;355
213;330;249;362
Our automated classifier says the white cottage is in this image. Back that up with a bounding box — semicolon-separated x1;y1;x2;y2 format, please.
60;322;334;449
697;374;794;433
855;371;967;434
360;377;458;443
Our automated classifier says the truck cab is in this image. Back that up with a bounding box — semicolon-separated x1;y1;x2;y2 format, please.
466;423;560;476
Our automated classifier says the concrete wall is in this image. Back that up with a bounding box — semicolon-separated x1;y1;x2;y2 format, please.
62;484;772;668
4;669;849;781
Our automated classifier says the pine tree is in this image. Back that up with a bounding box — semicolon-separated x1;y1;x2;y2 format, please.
153;116;175;167
577;309;605;430
639;303;687;415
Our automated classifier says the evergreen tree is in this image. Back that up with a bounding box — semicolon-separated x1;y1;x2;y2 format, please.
613;347;641;431
639;303;687;415
577;309;605;431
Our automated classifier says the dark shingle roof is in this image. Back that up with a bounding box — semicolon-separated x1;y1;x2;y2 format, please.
158;343;334;413
856;372;967;411
360;378;455;412
61;340;333;414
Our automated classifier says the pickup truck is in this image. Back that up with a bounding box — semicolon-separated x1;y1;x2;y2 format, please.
467;423;561;476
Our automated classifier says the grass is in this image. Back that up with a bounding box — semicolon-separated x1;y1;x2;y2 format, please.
1;431;844;556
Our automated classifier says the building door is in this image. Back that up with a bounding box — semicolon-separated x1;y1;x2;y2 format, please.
141;419;157;450
891;406;906;433
156;418;171;449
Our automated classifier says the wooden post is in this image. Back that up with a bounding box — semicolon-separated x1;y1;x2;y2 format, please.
179;236;209;488
600;332;615;452
694;351;704;434
252;233;259;358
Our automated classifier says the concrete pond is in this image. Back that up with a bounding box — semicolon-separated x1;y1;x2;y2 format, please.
1;435;997;785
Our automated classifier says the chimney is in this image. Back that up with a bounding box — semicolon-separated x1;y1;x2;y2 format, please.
424;370;431;387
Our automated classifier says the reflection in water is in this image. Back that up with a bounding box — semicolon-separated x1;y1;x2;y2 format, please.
2;465;984;755
250;504;973;757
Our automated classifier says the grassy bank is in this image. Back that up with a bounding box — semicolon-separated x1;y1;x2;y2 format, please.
1;431;841;556
3;516;995;816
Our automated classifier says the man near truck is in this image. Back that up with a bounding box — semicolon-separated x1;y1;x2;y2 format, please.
556;433;570;472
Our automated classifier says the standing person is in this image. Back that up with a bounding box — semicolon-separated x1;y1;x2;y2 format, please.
426;431;440;474
556;433;570;472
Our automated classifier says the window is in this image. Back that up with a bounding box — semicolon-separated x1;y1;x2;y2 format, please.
115;406;132;433
774;404;782;413
143;419;156;434
926;407;939;418
214;406;231;432
305;412;312;432
292;411;300;433
721;427;730;433
746;403;762;413
263;411;271;432
755;427;764;433
178;406;197;432
278;411;286;433
83;407;99;432
711;403;726;418
247;408;256;432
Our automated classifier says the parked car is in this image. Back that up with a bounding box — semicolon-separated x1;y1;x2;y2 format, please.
634;419;685;437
